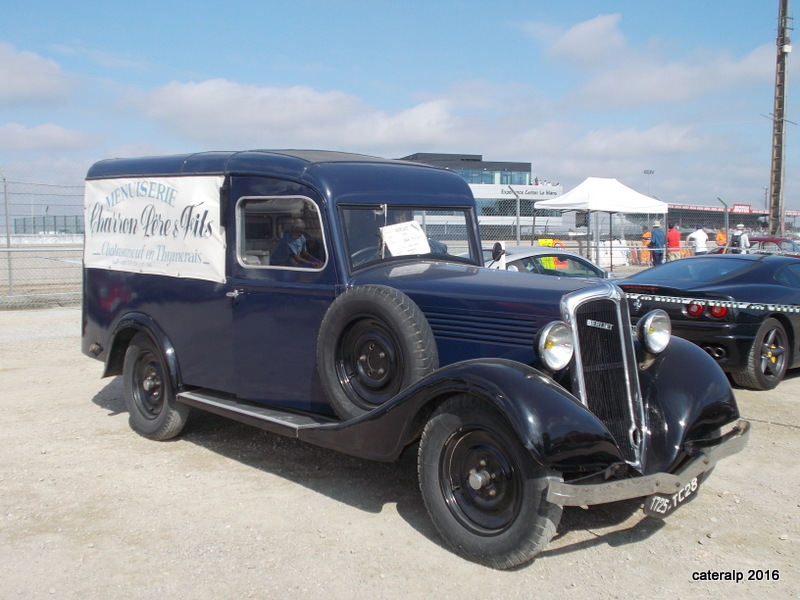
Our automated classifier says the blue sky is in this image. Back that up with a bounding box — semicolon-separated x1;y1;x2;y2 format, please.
0;0;796;210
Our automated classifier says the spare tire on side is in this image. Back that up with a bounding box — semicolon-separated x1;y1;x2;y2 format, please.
316;285;438;420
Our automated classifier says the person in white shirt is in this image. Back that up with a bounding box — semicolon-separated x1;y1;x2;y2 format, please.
687;224;709;255
730;224;750;254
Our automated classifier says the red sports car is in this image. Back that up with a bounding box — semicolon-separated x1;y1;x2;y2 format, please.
712;236;800;257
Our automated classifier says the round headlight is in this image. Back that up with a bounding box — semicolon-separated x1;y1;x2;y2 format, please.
637;309;671;354
536;321;574;371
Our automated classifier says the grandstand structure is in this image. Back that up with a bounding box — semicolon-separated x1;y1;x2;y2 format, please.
668;202;800;234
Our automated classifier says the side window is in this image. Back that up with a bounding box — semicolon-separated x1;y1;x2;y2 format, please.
509;258;537;273
238;197;326;269
560;257;599;277
535;255;558;272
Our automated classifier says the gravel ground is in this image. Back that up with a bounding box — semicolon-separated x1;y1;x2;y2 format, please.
1;307;798;599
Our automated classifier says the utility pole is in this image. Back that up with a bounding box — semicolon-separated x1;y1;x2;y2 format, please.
768;0;792;235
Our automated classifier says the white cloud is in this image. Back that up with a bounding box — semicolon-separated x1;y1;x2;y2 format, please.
0;43;72;106
50;43;151;71
0;155;92;186
547;14;627;66
0;11;782;209
503;14;786;205
0;123;98;151
120;70;773;208
569;123;712;158
523;15;774;109
579;45;773;108
137;79;469;151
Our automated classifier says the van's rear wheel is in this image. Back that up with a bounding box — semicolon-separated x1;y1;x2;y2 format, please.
418;396;562;569
123;332;188;440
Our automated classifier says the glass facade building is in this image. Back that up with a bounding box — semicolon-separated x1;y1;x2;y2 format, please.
401;153;531;185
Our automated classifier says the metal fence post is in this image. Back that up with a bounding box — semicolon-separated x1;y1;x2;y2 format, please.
3;175;13;294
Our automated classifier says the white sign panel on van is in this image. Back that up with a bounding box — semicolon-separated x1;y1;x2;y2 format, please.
84;176;226;283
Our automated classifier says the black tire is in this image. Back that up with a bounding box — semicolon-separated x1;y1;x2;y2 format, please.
418;396;562;569
731;317;789;390
122;332;188;440
317;285;438;420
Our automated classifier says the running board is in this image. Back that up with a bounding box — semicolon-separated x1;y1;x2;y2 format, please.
176;389;338;438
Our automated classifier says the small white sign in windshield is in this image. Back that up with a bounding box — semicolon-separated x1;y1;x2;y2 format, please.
380;220;431;257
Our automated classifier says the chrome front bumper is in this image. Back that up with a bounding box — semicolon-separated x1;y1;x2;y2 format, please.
546;420;750;507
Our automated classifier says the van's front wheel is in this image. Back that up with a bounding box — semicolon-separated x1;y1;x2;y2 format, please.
122;332;188;440
418;396;562;569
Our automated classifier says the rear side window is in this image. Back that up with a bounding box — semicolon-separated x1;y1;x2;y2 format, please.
237;197;326;269
775;264;800;288
628;257;751;284
781;240;800;253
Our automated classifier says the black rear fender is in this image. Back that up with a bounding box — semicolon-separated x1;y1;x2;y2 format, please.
103;313;181;393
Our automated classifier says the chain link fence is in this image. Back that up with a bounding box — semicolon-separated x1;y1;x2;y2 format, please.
477;213;658;270
1;179;84;308
3;178;795;308
478;203;800;270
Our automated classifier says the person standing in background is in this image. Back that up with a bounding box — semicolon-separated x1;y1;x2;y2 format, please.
649;220;666;266
687;224;709;255
730;224;750;254
667;223;682;261
640;226;652;265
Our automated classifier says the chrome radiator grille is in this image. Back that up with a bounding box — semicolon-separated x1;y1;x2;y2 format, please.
565;286;643;466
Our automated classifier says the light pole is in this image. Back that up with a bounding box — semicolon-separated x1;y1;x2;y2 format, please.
716;197;730;236
643;169;655;197
768;0;791;236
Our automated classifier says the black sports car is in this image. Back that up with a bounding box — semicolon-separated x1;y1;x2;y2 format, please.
620;254;800;390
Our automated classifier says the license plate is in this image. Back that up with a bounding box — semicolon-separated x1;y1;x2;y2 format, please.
643;477;699;518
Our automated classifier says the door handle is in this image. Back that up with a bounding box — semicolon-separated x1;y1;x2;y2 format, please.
225;289;243;298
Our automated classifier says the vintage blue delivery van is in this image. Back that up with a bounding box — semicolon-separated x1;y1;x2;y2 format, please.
82;150;749;568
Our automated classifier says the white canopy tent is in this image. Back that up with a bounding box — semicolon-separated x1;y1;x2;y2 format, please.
535;176;667;214
536;177;668;269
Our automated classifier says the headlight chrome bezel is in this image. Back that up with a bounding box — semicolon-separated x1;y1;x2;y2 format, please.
637;309;671;354
536;321;575;372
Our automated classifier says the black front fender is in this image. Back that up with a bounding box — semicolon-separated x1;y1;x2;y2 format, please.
639;336;739;474
300;358;626;470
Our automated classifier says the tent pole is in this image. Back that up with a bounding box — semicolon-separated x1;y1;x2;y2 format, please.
609;211;613;272
586;211;591;261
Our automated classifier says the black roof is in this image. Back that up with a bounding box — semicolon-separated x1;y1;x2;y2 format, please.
85;149;475;207
85;149;420;180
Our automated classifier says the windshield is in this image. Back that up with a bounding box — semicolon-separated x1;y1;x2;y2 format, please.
340;205;481;270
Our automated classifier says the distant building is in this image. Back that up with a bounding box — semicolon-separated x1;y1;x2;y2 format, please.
13;214;84;235
401;153;563;218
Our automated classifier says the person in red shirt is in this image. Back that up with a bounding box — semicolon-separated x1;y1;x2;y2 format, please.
667;223;682;261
